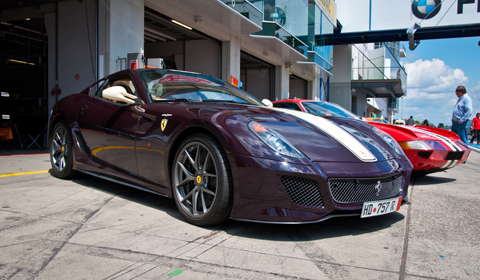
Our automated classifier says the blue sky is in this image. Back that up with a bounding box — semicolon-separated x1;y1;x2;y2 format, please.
394;36;480;126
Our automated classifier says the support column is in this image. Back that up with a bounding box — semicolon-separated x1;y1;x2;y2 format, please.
105;0;144;74
221;35;241;84
310;66;323;100
330;44;353;109
45;12;56;117
275;65;290;100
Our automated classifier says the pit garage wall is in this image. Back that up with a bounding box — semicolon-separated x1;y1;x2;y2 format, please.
105;0;144;74
46;0;144;117
45;0;97;117
45;0;320;115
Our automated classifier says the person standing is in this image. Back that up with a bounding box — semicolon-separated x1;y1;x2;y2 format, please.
451;85;473;144
371;110;377;118
470;112;480;144
406;116;414;125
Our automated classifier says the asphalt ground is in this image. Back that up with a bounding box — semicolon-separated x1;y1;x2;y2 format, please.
1;147;480;279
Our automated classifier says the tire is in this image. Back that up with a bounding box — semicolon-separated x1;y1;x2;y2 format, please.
50;120;77;179
172;133;232;226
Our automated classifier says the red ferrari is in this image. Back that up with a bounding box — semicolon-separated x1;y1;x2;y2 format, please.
273;99;471;175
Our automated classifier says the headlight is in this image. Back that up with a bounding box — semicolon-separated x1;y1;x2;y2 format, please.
248;121;304;158
398;140;432;150
372;127;405;156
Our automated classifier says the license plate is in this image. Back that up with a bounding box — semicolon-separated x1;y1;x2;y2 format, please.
361;197;402;218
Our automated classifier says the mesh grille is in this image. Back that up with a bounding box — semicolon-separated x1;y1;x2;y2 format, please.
281;176;324;208
328;175;403;204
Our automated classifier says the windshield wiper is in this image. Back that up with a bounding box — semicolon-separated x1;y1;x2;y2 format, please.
202;99;248;104
154;98;192;102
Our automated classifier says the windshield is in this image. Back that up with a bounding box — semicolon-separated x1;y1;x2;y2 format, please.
301;101;358;118
138;69;264;106
370;118;389;123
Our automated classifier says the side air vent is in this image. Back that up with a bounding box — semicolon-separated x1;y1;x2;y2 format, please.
281;176;324;208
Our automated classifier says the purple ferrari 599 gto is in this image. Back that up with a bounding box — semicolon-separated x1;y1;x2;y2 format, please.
49;68;412;226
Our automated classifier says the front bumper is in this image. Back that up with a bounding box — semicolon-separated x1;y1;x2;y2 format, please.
228;154;411;224
405;149;470;172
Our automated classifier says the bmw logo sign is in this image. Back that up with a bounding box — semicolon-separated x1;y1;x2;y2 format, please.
412;0;441;19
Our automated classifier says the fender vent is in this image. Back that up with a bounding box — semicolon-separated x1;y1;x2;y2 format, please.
74;131;91;154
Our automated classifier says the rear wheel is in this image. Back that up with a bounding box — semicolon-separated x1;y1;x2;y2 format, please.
50;121;77;179
172;133;232;226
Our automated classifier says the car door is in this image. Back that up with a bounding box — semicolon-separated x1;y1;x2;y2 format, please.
77;75;140;176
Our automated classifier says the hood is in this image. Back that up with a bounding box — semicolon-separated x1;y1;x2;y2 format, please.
241;106;397;163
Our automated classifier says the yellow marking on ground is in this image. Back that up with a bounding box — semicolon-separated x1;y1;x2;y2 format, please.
0;170;50;178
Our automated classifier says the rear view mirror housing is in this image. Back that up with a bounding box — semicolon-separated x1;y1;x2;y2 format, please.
102;86;137;104
262;99;273;108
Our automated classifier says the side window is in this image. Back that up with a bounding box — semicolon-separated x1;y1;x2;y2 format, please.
88;79;107;96
274;102;301;111
288;103;302;111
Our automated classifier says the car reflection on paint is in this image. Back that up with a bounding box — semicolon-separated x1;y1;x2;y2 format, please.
49;69;412;226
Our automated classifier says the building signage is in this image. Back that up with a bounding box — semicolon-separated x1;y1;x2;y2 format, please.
316;0;336;23
411;0;442;20
336;0;480;33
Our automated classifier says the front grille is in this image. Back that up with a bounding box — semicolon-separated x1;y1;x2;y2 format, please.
281;176;324;208
445;151;464;160
328;175;403;204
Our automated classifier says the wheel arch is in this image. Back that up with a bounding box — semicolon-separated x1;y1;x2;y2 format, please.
48;114;67;140
168;126;235;181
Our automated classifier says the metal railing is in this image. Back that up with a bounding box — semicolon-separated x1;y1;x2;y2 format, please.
352;43;407;94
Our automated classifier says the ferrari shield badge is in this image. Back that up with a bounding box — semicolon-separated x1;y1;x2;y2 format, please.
161;119;168;131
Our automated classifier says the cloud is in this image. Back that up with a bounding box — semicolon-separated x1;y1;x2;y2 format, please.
395;58;472;126
404;59;468;92
404;88;449;100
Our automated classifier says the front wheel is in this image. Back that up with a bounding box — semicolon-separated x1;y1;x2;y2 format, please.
50;120;77;179
172;133;232;226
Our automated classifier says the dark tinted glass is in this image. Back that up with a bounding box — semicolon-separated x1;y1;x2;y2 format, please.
302;101;358;118
138;69;264;106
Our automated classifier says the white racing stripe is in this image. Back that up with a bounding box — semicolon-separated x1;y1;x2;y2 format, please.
407;126;463;151
441;160;458;169
271;108;377;162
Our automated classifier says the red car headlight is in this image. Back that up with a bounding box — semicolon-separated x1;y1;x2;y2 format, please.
423;140;449;161
398;140;433;150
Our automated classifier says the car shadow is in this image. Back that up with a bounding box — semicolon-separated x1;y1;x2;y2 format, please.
412;174;456;186
59;173;406;241
66;173;182;219
221;212;405;242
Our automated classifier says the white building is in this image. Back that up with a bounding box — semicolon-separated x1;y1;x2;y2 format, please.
331;41;407;123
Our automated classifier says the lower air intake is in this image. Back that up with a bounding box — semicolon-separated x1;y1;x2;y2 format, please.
281;176;324;208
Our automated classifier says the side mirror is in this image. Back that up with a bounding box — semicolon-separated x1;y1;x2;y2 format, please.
262;99;273;108
102;86;137;104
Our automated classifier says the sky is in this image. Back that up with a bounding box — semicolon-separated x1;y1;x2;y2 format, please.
393;36;480;127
